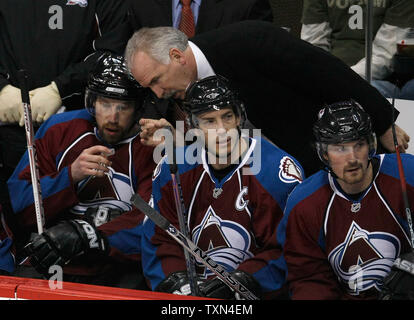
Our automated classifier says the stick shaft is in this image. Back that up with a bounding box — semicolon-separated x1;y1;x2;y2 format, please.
164;125;200;296
170;172;200;296
365;0;374;84
18;70;45;234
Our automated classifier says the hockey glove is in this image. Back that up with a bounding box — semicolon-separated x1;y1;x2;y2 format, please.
155;271;205;296
379;252;414;300
23;219;108;277
84;206;122;227
26;81;62;124
199;270;262;300
0;85;23;123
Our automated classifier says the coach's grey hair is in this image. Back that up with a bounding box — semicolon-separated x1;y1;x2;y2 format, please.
125;27;189;69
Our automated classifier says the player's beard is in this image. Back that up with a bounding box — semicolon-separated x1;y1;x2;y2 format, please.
99;122;138;145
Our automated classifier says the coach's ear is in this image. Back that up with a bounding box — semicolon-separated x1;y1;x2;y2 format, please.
169;48;185;65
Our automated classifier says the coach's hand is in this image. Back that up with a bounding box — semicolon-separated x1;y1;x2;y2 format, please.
139;118;176;146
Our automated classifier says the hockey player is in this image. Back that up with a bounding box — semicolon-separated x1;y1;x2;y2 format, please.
141;75;304;299
277;100;414;299
0;0;132;218
7;53;155;289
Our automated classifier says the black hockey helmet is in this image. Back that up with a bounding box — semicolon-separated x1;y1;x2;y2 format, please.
183;75;247;128
85;52;146;116
313;99;377;166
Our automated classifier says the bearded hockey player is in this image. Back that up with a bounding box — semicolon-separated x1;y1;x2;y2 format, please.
141;75;304;299
7;53;155;289
277;99;414;299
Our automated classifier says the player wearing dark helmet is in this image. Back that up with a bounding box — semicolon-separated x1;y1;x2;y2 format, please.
182;75;248;165
141;75;304;299
7;53;156;289
277;99;414;300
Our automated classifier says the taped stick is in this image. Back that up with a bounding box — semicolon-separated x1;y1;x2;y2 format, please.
131;193;259;300
18;70;45;234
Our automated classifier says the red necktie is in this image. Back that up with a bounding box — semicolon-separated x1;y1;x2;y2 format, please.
179;0;195;38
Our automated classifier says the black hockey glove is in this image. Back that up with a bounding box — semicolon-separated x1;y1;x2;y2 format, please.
84;206;122;227
155;271;205;296
23;219;108;277
199;270;262;300
379;252;414;300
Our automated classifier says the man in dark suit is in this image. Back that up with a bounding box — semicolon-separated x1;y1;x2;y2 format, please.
128;0;272;33
127;0;273;123
124;20;410;176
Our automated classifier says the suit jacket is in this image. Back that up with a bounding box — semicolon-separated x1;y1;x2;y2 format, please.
128;0;272;33
191;20;398;176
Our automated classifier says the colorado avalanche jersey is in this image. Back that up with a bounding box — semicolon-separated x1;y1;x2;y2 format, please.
277;153;414;300
141;136;304;297
7;109;155;273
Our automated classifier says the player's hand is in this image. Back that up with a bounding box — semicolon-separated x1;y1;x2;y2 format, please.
24;81;62;125
23;219;108;277
379;124;410;153
139;118;175;147
155;271;205;295
70;145;114;183
199;270;262;300
0;85;23;123
379;252;414;300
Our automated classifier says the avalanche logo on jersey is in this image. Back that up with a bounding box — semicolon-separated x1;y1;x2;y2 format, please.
71;167;133;215
192;206;253;278
278;156;303;184
328;221;401;295
66;0;88;7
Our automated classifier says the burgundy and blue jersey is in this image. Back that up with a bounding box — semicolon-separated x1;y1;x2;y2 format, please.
141;136;304;298
7;109;155;274
277;153;414;300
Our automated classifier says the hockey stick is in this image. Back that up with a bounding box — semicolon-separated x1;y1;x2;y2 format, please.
390;89;414;250
164;125;200;296
365;0;374;84
131;193;259;300
17;70;45;234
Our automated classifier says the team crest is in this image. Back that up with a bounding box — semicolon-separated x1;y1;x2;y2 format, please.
278;156;303;183
71;167;133;214
328;221;401;295
66;0;88;7
192;206;253;278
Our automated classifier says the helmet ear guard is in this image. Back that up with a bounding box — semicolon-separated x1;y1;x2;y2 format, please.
183;75;247;129
313;99;377;167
